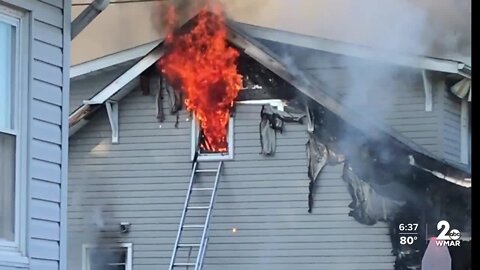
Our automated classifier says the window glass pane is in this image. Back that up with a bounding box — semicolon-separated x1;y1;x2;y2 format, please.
0;132;15;241
0;21;14;130
89;247;127;270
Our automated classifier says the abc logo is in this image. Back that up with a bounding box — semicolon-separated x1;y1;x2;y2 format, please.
437;220;461;241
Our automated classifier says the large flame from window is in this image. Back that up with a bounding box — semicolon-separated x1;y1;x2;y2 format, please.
158;5;243;153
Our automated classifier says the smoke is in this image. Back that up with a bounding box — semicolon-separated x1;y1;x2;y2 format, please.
150;0;270;36
69;171;123;270
246;1;470;214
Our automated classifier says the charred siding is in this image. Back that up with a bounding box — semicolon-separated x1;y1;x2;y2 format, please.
68;89;394;270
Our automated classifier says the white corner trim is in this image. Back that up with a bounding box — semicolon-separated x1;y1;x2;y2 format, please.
71;40;161;78
60;0;72;269
422;70;433;112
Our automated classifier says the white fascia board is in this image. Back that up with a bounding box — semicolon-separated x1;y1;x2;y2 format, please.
71;40;161;78
238;23;469;75
84;46;164;105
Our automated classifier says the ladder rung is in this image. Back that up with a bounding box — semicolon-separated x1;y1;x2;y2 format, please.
187;205;210;210
178;243;200;248
192;188;214;191
195;169;217;173
174;262;196;267
183;224;205;228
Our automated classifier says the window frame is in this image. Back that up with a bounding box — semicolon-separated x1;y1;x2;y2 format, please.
82;243;133;270
0;3;29;267
191;115;235;161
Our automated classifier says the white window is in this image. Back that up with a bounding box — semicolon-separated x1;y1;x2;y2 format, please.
0;5;28;264
191;116;234;161
82;243;133;270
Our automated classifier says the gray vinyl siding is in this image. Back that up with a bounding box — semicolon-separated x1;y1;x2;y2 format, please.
260;40;449;157
437;84;462;163
2;0;68;270
68;89;394;270
301;55;442;156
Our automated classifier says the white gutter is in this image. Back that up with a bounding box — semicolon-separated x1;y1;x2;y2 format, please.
71;0;110;40
408;155;471;188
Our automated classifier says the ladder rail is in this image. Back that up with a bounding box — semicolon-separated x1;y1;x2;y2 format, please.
194;161;223;270
168;162;199;270
197;237;209;270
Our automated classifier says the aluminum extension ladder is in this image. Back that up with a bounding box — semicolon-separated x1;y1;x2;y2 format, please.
168;161;223;270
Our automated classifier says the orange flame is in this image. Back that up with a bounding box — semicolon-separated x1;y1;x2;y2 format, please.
158;5;243;152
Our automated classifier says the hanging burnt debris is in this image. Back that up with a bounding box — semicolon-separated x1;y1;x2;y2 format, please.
259;104;305;156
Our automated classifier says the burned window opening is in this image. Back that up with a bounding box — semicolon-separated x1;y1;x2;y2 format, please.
198;124;229;155
191;114;234;161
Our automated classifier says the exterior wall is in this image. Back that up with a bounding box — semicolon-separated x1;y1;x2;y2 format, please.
435;80;463;164
1;0;69;270
297;51;443;156
280;45;466;162
68;88;394;270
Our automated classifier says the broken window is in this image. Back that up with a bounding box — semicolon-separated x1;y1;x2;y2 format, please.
191;115;234;161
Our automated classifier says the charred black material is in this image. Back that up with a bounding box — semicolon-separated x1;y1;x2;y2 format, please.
305;132;330;213
236;52;297;100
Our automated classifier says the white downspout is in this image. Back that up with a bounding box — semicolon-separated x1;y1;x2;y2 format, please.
71;0;110;40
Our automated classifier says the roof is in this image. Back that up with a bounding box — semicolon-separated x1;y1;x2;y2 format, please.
69;14;470;185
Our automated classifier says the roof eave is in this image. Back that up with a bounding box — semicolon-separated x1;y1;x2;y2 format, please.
235;22;471;77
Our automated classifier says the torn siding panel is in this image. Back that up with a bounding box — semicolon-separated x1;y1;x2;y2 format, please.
68;90;394;270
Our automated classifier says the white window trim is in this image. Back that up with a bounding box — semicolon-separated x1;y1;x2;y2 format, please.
82;243;133;270
0;4;29;268
190;99;286;161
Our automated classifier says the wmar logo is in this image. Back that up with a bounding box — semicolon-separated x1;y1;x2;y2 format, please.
435;220;461;247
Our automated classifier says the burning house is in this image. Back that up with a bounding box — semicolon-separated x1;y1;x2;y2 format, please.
67;3;471;270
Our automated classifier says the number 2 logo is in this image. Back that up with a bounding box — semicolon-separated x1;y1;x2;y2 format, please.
437;220;450;240
437;220;461;241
